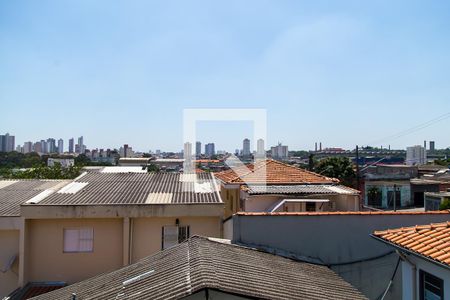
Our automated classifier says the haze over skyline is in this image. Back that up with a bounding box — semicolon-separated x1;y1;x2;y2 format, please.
1;1;450;152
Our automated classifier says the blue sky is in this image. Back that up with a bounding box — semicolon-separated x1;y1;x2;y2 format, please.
1;1;449;152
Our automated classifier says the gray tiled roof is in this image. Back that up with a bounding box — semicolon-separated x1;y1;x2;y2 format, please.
30;236;367;300
33;172;222;205
0;180;69;216
246;184;359;195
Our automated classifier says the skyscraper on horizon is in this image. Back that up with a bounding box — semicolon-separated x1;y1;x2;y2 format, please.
205;143;215;157
242;138;251;157
256;139;265;158
195;141;201;158
58;139;64;154
69;138;74;153
0;133;15;152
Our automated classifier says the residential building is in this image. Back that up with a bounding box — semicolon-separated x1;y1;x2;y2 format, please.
215;159;360;218
68;138;74;153
242;138;251;157
23;142;33;154
76;136;85;154
256;138;265;158
0;133;15;152
204;143;215;157
195;141;201;157
430;141;436;151
57;139;63;154
225;211;450;300
33;142;42;154
373;222;450;300
118;157;151;166
47;158;75;168
40;140;48;154
0;168;223;298
46;138;56;153
271;142;288;159
29;236;367;300
406;145;427;165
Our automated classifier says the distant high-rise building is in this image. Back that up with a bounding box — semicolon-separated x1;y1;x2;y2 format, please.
195;141;202;157
242;138;251;157
205;143;215;157
429;141;435;152
23;142;33;154
16;145;22;153
256;139;265;158
184;142;192;159
47;138;56;153
271;143;289;160
57;139;64;154
77;136;85;154
41;140;48;154
406;145;427;165
69;138;74;153
0;133;15;152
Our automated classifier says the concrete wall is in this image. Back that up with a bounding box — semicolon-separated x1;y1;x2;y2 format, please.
365;182;411;208
0;230;19;298
131;216;221;262
401;255;450;300
26;218;123;284
232;213;450;300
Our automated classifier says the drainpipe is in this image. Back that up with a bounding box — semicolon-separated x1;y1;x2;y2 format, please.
128;218;134;265
396;250;417;300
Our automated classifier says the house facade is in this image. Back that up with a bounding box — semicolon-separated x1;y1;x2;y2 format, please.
0;168;224;298
215;159;360;218
373;222;450;300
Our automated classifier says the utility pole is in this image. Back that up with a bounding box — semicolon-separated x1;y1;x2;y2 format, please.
356;145;361;208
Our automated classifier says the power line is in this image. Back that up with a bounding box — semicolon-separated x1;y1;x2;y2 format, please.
367;112;450;146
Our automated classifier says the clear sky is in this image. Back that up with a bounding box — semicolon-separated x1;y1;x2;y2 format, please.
1;0;449;152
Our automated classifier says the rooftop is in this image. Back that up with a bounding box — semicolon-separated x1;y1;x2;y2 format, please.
236;210;450;216
373;222;450;268
215;159;338;185
0;180;69;217
244;184;359;195
30;236;367;300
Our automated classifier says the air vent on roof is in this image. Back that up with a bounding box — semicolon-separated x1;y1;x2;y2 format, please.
123;270;154;286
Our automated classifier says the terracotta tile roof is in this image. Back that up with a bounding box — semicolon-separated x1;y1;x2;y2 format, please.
214;159;338;185
30;236;366;300
373;222;450;266
236;210;450;216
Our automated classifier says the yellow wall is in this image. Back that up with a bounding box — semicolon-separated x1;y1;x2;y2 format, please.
0;230;19;298
131;216;221;262
221;187;240;218
27;219;123;284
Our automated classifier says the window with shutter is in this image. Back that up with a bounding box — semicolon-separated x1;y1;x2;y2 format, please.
63;228;94;253
162;225;190;250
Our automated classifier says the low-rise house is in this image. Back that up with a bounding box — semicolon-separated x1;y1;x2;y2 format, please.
215;159;360;218
425;191;450;211
372;222;450;300
224;210;450;299
29;236;367;300
0;167;224;298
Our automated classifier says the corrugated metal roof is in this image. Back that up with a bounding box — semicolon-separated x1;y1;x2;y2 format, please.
30;236;367;300
245;184;359;195
34;172;222;205
0;180;70;216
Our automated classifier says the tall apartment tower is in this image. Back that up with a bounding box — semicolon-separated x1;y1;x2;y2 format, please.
47;138;56;153
23;142;33;154
205;143;215;157
69;138;74;153
242;138;251;157
429;141;435;151
58;139;64;154
271;143;289;160
406;145;427;165
256;139;265;158
195;141;202;158
0;133;15;152
77;136;85;154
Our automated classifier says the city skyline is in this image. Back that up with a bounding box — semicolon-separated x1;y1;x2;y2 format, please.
1;1;450;151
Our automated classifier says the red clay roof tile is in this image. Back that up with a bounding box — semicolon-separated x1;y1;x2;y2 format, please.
373;221;450;267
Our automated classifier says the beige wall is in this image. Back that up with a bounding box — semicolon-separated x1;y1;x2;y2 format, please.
221;186;240;219
131;216;221;262
27;219;123;284
0;230;19;298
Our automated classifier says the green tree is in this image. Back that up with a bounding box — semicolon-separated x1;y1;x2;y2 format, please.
315;157;356;187
440;199;450;210
146;163;160;173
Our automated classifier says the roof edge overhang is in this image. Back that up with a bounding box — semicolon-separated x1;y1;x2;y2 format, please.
20;203;225;219
370;234;450;271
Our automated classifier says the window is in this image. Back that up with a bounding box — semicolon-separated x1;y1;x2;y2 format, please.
420;270;444;300
305;202;316;212
63;228;93;253
162;225;190;250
